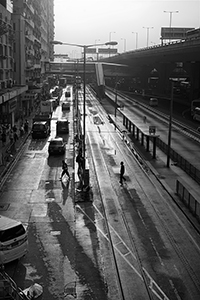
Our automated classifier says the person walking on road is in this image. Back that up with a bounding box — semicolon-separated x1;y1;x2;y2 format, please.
119;161;126;185
24;120;29;133
60;160;70;181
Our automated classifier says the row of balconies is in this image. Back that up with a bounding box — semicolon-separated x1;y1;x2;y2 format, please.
0;79;13;90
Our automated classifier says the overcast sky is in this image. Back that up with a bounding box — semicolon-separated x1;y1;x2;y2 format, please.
53;0;200;57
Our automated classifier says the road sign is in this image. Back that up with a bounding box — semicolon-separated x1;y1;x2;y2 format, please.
149;126;156;134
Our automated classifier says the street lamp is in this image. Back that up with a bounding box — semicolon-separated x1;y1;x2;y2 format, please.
164;10;179;42
166;63;188;167
51;40;118;169
164;10;179;28
95;39;100;61
143;26;154;47
132;32;138;49
121;38;126;52
109;32;116;57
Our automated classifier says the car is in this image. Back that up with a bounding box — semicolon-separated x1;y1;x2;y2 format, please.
48;137;65;155
32;121;50;139
65;91;71;98
0;215;28;264
62;102;70;110
56;120;69;134
149;97;158;107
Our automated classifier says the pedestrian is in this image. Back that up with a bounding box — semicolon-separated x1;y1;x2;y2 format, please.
14;131;18;142
60;160;70;181
24;120;29;133
1;132;6;146
20;125;24;137
13;124;17;133
119;161;126;185
9;130;14;144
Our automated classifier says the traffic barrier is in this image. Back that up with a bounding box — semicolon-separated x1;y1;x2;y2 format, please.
0;271;30;300
176;179;200;222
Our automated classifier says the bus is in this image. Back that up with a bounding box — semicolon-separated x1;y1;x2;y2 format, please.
193;107;200;121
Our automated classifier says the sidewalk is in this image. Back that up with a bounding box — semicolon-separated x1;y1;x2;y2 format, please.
0;115;33;182
110;113;200;230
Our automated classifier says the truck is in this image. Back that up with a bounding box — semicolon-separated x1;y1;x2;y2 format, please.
40;100;53;115
31;114;51;139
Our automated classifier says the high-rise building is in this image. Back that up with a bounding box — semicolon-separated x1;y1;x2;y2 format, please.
0;0;28;126
0;0;54;129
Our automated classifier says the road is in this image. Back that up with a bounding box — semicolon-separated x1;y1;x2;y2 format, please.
0;86;200;300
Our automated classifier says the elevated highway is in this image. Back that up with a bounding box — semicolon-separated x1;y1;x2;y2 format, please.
48;37;200;103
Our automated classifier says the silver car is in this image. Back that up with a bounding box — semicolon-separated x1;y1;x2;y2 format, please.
48;137;65;155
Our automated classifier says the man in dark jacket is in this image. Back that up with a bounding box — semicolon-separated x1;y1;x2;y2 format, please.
119;161;126;185
60;160;70;181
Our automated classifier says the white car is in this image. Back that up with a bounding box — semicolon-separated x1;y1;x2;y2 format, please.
0;215;28;264
48;137;65;155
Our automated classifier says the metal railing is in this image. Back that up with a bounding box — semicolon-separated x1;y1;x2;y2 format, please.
176;180;200;223
0;271;30;300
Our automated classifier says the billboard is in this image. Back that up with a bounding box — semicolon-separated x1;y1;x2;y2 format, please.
85;48;96;54
161;27;195;40
98;48;118;54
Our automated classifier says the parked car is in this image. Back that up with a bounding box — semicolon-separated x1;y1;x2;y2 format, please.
0;215;28;264
56;120;69;134
48;137;65;155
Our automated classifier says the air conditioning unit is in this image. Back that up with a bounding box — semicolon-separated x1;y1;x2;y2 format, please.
1;80;7;89
7;78;13;88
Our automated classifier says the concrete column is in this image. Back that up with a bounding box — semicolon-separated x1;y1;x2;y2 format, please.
152;137;157;158
132;124;135;138
146;136;150;152
136;128;139;140
141;133;144;146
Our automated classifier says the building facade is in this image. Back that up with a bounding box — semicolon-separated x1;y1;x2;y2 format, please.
0;0;54;128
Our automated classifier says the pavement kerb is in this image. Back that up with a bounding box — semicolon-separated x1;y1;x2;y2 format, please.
0;132;30;183
107;114;200;230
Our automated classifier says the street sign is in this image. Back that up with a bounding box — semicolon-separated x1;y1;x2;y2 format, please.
149;126;156;134
161;27;194;40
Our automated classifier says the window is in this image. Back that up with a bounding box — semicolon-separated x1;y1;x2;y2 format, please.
0;225;26;243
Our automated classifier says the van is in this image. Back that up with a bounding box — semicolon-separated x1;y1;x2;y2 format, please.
32;121;50;139
56;120;69;134
149;98;158;107
0;216;28;264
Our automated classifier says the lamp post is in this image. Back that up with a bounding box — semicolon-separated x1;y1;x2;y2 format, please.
121;38;126;52
95;39;100;61
164;10;179;28
51;40;118;168
143;26;154;47
166;79;174;168
109;32;116;57
164;10;179;42
166;63;188;167
132;32;138;49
